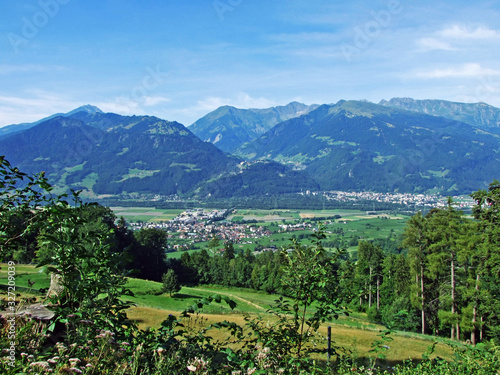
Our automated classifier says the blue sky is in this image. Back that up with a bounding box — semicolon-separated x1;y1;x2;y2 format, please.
1;0;500;127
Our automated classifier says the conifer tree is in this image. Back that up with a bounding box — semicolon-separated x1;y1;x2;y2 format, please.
403;211;429;335
426;198;464;340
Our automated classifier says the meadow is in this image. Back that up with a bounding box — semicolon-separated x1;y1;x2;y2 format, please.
109;206;186;222
1;263;454;366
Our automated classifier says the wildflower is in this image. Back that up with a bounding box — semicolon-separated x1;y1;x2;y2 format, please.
21;353;28;357
121;341;130;346
70;343;77;348
27;354;35;362
30;361;51;370
156;347;165;355
69;358;81;364
187;356;209;373
56;342;67;354
79;319;94;325
68;368;83;374
256;347;270;361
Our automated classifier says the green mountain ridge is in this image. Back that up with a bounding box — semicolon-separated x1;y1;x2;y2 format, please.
380;97;500;132
0;105;102;138
236;100;500;194
0;114;316;199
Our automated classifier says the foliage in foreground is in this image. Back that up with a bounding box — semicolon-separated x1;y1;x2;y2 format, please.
1;156;500;374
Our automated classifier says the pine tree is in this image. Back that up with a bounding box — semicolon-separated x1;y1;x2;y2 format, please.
426;198;464;340
470;181;500;343
356;241;384;311
403;212;429;335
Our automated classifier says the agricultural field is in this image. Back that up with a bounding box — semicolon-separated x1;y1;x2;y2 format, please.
163;209;409;258
110;206;185;222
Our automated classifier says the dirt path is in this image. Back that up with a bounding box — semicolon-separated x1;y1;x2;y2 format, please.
187;287;267;311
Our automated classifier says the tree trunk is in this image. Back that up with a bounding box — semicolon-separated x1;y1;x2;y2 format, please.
480;316;484;341
421;263;426;335
368;266;373;309
471;273;480;345
451;253;456;340
376;275;380;311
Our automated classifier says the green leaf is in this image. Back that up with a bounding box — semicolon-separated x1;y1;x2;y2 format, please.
222;296;237;310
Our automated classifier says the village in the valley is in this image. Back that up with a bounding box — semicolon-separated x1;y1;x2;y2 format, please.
128;207;315;252
124;191;474;253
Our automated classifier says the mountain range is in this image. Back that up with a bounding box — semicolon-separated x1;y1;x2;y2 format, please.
236;100;500;194
0;111;315;199
1;98;500;198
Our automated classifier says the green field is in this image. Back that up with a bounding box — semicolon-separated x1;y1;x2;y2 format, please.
227;208;384;222
0;263;51;291
110;207;185;222
109;207;406;224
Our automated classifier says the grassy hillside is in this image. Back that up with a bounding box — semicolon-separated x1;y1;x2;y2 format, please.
1;264;454;365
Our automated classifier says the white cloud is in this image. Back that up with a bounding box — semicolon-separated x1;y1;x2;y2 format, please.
143;96;171;106
0;92;82;126
416;24;500;52
415;63;500;79
96;98;139;115
96;95;171;116
0;64;46;75
439;24;500;39
416;37;456;51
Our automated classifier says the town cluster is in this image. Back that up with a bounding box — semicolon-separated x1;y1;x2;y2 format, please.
129;209;314;252
320;191;474;208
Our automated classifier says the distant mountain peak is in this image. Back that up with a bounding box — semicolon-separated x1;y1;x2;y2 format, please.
189;101;319;153
66;105;103;115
